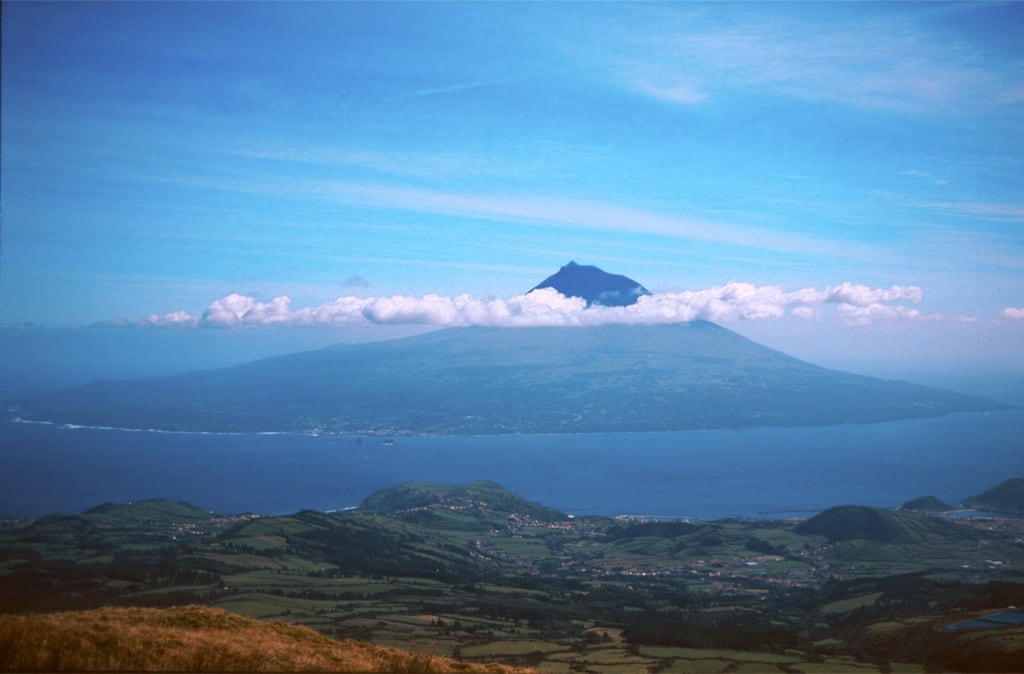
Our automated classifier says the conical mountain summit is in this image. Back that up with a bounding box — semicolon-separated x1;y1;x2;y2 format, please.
530;261;650;307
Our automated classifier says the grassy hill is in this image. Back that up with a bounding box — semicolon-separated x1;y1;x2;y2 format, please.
359;481;567;522
80;499;220;529
0;605;530;673
18;498;223;544
964;478;1024;514
900;496;954;512
217;506;494;583
794;506;976;544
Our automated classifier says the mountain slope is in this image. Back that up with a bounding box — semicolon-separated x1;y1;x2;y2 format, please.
794;506;976;544
0;605;529;673
217;507;498;583
963;478;1024;514
10;321;1006;434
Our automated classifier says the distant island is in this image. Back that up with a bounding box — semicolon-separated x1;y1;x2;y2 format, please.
7;264;1011;435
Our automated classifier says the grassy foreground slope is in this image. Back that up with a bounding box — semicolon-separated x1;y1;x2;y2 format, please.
0;605;531;673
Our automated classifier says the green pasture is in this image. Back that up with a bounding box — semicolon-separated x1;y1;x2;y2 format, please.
637;646;801;665
559;662;658;674
657;657;735;673
202;551;283;569
490;536;552;557
213;592;349;619
227;534;287;551
461;639;567;658
821;591;884;615
478;583;550;597
539;648;660;674
221;569;408;594
792;657;889;672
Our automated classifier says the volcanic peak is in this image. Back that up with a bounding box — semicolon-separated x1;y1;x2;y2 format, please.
530;261;650;307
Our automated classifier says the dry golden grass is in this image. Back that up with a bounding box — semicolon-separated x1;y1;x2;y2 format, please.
0;605;534;673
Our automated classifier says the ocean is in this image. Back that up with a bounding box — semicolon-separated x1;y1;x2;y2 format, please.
2;410;1022;520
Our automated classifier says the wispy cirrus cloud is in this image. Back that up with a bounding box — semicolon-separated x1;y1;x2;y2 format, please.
409;76;527;99
227;145;529;182
595;8;1024;113
140;280;945;330
314;181;873;261
153;168;877;263
1001;307;1024;320
927;201;1024;223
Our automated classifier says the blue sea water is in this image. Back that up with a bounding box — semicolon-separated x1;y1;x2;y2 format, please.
947;610;1024;631
2;410;1022;520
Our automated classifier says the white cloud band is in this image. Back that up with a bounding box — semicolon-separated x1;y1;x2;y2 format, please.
1001;307;1024;320
141;281;940;329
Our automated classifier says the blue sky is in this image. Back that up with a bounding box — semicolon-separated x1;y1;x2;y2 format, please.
2;2;1023;380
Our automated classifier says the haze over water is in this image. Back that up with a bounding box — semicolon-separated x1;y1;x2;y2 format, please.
4;409;1021;520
